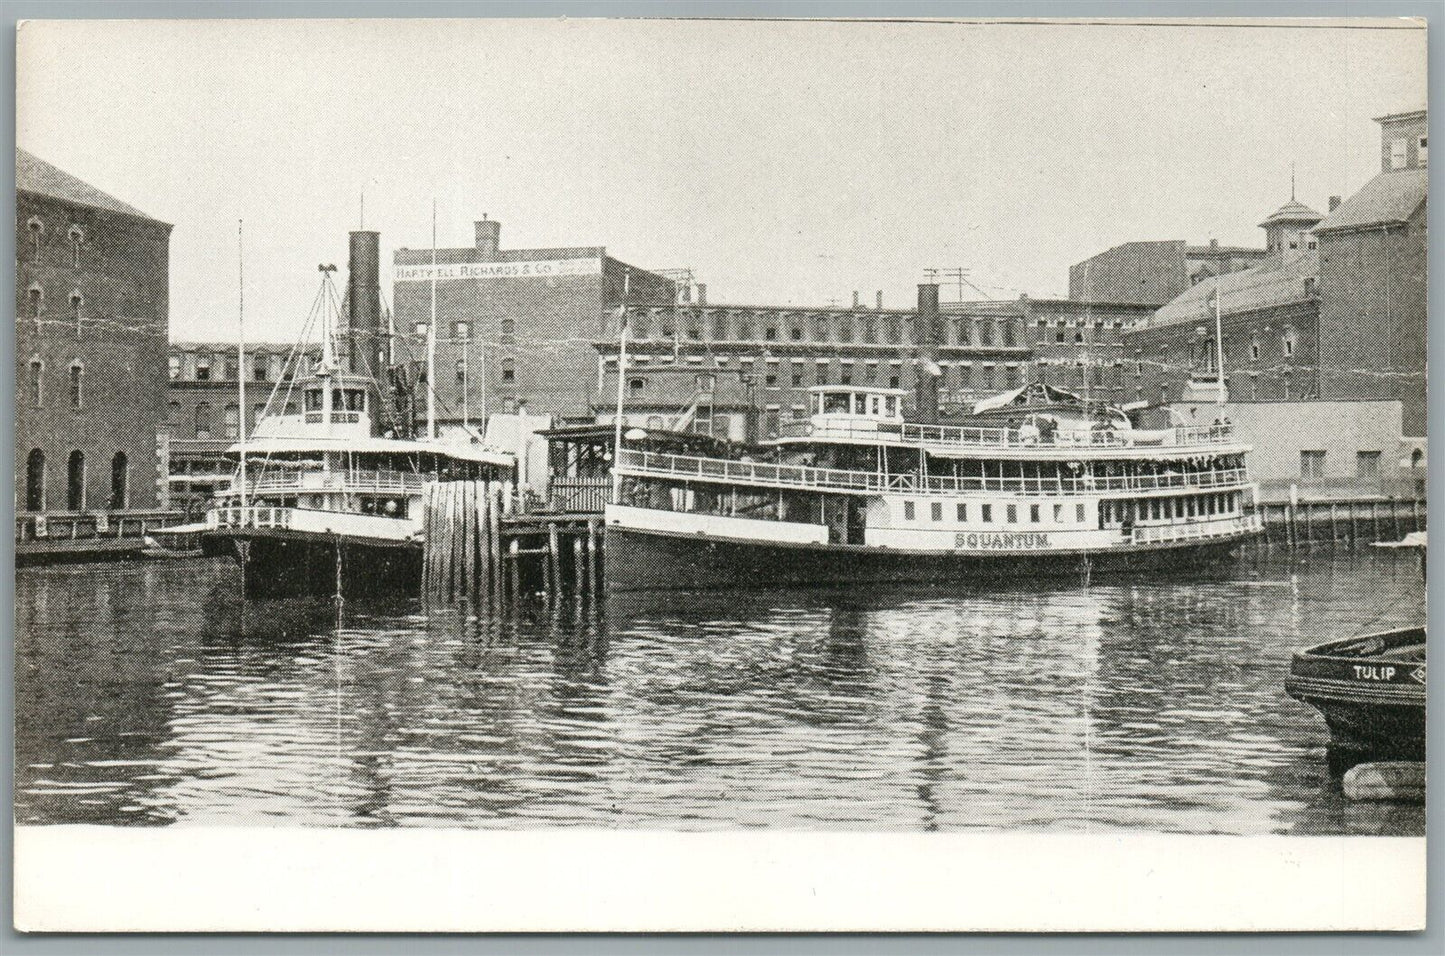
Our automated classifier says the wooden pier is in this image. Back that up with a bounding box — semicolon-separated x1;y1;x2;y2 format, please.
1250;498;1426;549
420;479;603;607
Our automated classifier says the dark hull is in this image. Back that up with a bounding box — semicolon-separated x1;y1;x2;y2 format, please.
1286;627;1426;761
206;528;420;599
604;525;1249;592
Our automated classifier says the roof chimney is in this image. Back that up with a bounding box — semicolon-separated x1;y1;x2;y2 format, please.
876;290;883;309
852;290;860;309
1210;238;1219;249
475;217;501;260
696;283;707;306
1329;195;1342;212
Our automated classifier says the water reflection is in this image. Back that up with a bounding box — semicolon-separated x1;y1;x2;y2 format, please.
14;550;1424;834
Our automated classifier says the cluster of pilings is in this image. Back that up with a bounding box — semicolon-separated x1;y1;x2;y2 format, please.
1252;498;1426;548
421;480;605;608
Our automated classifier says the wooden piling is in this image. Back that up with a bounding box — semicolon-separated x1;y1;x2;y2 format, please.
587;518;599;599
508;538;521;605
547;523;561;607
489;485;503;605
1411;498;1421;535
573;536;585;599
1350;500;1360;548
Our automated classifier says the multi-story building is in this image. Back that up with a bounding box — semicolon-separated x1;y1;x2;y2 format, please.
16;149;172;517
391;218;674;434
591;288;1154;440
1069;238;1267;306
165;341;322;516
1315;108;1428;437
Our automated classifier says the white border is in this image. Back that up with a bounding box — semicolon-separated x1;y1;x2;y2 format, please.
13;827;1426;933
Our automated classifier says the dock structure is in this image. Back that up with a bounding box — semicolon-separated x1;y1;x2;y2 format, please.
420;478;604;607
15;510;185;565
1251;498;1426;549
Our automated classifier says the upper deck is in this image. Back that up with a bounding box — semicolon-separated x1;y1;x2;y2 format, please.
772;386;1247;459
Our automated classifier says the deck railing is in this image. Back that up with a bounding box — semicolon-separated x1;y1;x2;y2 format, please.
244;469;426;496
549;477;611;514
15;509;184;543
777;418;1236;450
617;448;1251;497
1132;513;1263;544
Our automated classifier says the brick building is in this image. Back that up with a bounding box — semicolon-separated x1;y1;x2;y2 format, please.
1069;239;1266;306
16;149;171;516
391;218;674;434
1315;108;1428;437
592;289;1153;440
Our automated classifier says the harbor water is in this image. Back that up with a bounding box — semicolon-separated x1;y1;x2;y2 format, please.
15;549;1425;834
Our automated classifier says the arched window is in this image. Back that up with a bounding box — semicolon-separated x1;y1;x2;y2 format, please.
501;358;515;383
253;351;269;382
29;357;43;407
67;450;85;512
26;216;43;263
27;284;43;322
68;225;84;268
69;361;83;408
1412;448;1425;469
195;402;212;439
223;403;239;440
70;291;82;336
455;358;466;384
25;449;46;512
1282;328;1296;358
500;318;515;340
195;353;211;381
110;452;129;510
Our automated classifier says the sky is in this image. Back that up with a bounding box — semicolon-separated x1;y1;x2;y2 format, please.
16;17;1427;343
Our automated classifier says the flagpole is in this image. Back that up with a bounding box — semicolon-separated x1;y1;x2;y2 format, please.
237;219;247;515
427;200;438;440
611;269;631;505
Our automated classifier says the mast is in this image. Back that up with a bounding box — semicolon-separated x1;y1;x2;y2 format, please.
427;199;438;440
319;264;338;440
237;219;247;513
610;269;630;504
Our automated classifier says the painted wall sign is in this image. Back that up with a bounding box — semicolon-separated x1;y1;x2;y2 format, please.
955;531;1052;550
394;258;602;282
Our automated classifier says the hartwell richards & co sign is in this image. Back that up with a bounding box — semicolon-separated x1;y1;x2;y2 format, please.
394;258;602;282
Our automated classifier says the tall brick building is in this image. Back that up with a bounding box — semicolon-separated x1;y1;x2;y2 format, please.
391;218;674;433
1315;108;1428;437
16;150;171;514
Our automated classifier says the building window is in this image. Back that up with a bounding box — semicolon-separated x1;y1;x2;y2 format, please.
455;358;466;384
110;452;129;510
68;361;83;408
1391;137;1408;169
70;292;83;336
815;361;828;385
1250;338;1259;361
791;363;804;387
68;226;84;268
29;358;43;407
28;285;43;321
764;325;777;341
627;376;645;398
223;404;239;440
195;355;211;381
978;321;994;346
1030;504;1040;522
1418;135;1428;167
1282;329;1295;358
454;321;470;339
253;354;269;381
415;322;428;336
501;358;515;383
25;449;46;512
500;318;515;340
195;403;211;440
67;450;85;512
904;501;915;521
1357;451;1382;480
840;363;853;385
790;326;802;342
1003;322;1016;347
956;502;967;521
1300;450;1326;479
27;217;43;263
168;355;182;380
930;501;943;521
1076;503;1086;523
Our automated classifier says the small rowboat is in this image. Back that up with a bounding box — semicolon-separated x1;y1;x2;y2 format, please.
1285;626;1425;762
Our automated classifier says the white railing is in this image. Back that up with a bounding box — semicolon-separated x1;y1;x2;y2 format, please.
208;504;418;540
245;469;426;496
777;418;1237;450
617;448;1252;497
208;505;294;530
1131;513;1263;545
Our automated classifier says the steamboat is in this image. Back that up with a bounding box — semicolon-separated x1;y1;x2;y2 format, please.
603;379;1262;591
203;239;514;597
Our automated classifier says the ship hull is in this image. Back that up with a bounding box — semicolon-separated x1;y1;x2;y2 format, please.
604;524;1251;592
206;528;420;598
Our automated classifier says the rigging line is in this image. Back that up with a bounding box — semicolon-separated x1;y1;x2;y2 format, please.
249;279;327;487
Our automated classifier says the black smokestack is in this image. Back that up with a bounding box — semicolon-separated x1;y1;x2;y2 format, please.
916;283;941;424
348;231;381;374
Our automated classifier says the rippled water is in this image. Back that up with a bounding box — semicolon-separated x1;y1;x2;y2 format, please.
14;549;1425;834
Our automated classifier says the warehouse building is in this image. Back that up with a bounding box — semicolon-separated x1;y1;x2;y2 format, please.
16;149;171;517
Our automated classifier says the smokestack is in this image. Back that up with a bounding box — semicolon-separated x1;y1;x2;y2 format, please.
876;290;883;310
347;230;381;375
852;290;860;309
1329;195;1342;211
697;283;707;305
915;283;941;424
475;217;501;260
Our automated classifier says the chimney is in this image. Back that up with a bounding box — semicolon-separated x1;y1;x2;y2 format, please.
876;290;883;309
697;283;707;306
1329;195;1342;212
475;217;501;260
1210;238;1219;249
915;283;942;424
852;290;860;309
347;230;382;376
